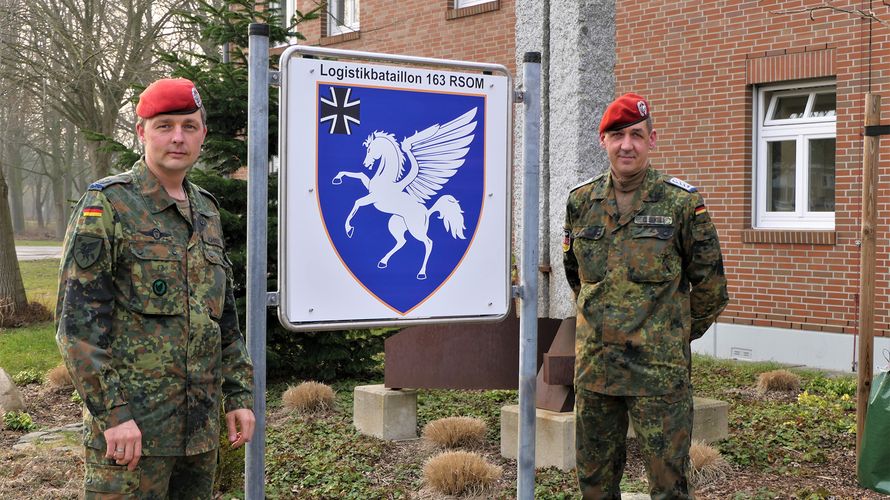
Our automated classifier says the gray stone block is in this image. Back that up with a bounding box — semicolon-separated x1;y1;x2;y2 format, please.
352;384;418;441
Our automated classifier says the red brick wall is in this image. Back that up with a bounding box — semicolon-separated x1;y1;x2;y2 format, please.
294;0;515;74
614;0;890;336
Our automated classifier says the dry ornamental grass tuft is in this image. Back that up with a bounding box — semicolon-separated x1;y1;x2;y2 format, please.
422;450;502;496
422;416;487;449
281;381;335;413
689;440;732;487
755;369;801;394
45;364;72;388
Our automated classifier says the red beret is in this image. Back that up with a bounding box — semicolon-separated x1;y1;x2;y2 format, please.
598;93;651;134
136;78;203;119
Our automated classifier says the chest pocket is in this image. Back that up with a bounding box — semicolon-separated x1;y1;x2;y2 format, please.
573;225;607;283
626;225;680;283
201;236;229;320
128;241;185;315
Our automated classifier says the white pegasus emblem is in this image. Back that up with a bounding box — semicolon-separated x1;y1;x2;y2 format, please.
332;108;477;280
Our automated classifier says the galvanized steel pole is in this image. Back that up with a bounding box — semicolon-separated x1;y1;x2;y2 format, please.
245;23;269;500
517;51;541;500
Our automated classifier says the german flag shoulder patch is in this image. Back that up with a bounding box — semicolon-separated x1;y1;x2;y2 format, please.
82;206;103;218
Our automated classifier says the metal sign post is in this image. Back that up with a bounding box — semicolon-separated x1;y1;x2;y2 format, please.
517;51;541;500
277;46;512;332
245;23;269;500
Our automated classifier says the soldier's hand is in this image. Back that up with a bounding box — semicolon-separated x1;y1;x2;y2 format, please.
225;408;256;449
104;419;142;471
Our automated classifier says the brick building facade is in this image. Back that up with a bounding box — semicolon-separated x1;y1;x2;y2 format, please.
288;0;890;371
294;0;515;74
611;1;890;370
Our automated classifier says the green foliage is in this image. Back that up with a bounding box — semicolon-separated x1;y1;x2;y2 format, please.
157;0;319;173
3;411;37;431
417;388;516;442
803;375;857;398
82;130;141;172
691;355;859;473
12;368;44;385
70;390;83;405
264;391;407;499
0;321;60;375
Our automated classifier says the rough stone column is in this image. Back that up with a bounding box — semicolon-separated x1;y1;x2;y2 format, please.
514;0;616;319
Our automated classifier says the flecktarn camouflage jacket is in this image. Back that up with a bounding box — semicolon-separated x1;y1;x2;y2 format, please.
564;167;729;396
56;159;253;456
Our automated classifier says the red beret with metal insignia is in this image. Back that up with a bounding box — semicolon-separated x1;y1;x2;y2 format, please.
598;93;651;134
135;78;203;119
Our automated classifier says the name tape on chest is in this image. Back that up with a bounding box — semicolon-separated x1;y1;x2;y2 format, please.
634;215;673;226
666;177;697;192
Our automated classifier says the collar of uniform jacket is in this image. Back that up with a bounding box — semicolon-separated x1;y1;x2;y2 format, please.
591;165;665;203
134;158;186;214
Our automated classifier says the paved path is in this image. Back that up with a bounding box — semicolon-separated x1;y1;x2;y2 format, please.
15;246;63;261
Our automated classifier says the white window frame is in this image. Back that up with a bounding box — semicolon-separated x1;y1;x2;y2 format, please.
753;80;836;229
455;0;495;7
327;0;359;36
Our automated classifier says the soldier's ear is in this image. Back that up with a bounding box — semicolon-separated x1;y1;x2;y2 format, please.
136;122;146;144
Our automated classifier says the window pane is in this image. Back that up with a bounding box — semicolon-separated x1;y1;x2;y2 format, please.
810;93;836;118
768;140;796;212
808;138;835;212
772;95;808;120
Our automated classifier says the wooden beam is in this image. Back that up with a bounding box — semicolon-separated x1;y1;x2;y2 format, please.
857;93;881;469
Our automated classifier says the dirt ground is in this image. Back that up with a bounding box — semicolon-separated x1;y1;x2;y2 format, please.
2;385;889;499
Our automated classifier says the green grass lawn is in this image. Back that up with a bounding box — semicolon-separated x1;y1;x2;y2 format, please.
0;321;59;375
0;258;62;376
18;258;60;308
13;239;63;247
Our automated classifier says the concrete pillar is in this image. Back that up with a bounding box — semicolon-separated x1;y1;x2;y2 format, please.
501;397;729;471
352;384;418;441
514;0;617;319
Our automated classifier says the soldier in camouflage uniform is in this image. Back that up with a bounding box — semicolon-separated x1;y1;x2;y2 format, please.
56;78;255;499
564;93;729;499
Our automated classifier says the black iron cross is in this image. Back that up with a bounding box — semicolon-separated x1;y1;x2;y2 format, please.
320;86;361;135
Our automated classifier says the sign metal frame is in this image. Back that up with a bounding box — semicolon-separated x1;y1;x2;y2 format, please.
277;45;513;332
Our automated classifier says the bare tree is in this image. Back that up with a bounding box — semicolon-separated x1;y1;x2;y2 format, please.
2;0;188;181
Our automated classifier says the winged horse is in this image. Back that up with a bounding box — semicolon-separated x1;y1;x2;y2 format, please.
331;107;477;280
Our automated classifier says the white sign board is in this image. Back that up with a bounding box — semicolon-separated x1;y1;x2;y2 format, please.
278;47;512;331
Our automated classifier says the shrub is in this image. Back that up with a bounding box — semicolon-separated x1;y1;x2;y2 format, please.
46;364;72;388
756;369;800;393
281;381;335;413
12;368;43;386
689;440;730;487
423;450;501;496
3;411;37;431
422;416;487;449
0;301;52;328
70;391;83;405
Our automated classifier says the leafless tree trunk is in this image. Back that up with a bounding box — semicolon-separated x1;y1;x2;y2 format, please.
33;176;45;229
0;161;28;319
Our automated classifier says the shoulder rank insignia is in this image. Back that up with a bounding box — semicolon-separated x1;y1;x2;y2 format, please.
570;173;603;192
665;177;697;192
88;173;131;191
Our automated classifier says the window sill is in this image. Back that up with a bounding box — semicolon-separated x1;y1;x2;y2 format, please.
742;229;835;245
447;0;499;20
320;30;360;46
